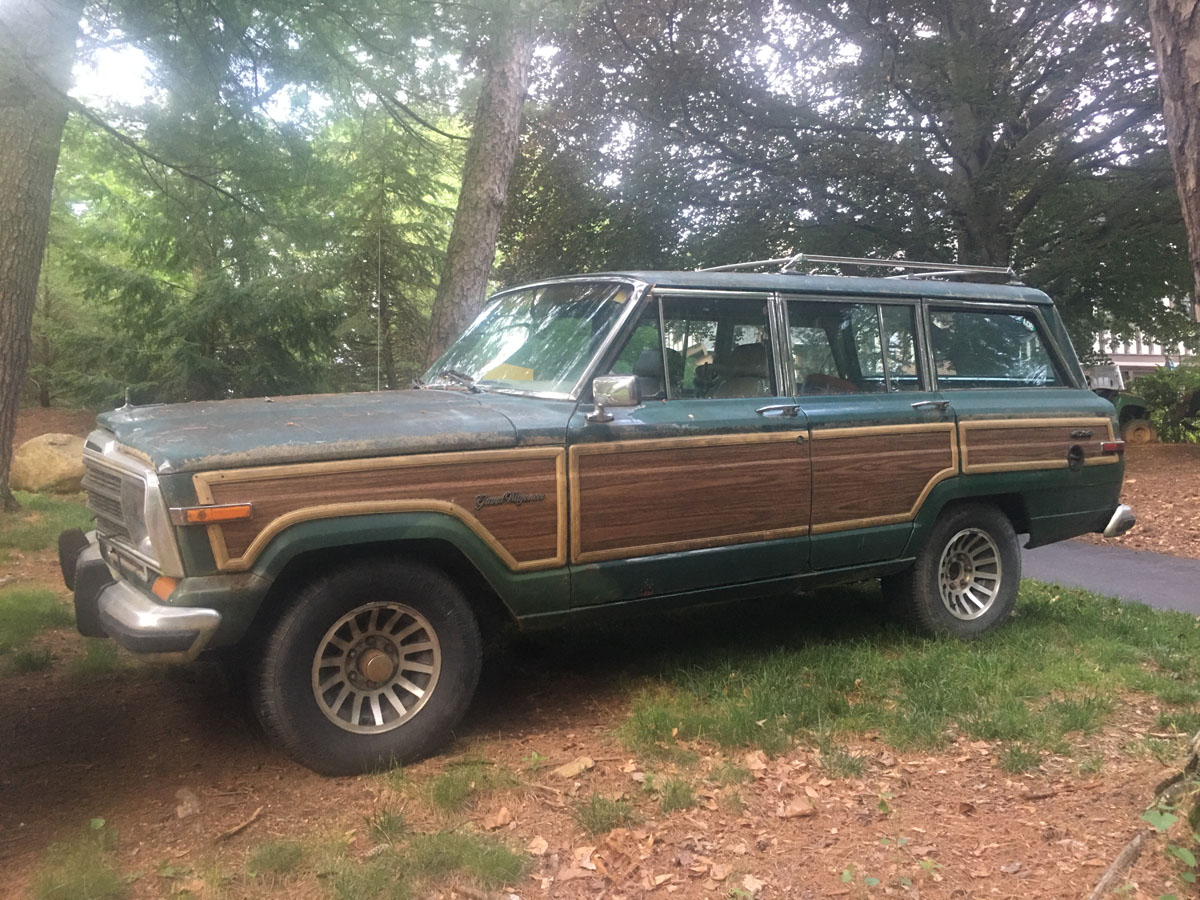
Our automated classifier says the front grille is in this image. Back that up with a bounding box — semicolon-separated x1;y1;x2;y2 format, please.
82;461;131;541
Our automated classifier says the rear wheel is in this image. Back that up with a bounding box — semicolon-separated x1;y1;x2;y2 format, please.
882;503;1020;639
255;561;481;775
1121;418;1156;444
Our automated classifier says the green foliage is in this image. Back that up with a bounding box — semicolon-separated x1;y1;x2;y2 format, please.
9;647;54;674
31;819;124;900
0;588;74;655
324;830;524;899
1133;362;1200;443
503;0;1191;348
658;777;695;814
0;492;91;553
572;794;638;834
710;761;751;785
366;809;407;845
69;641;125;679
35;0;467;409
247;841;305;879
999;744;1042;774
1050;695;1114;735
425;761;514;812
403;832;525;887
621;581;1200;759
815;734;866;778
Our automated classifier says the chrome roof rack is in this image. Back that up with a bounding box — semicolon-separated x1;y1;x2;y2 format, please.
699;252;1017;283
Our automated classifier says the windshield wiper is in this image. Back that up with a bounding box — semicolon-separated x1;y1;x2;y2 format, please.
432;368;486;393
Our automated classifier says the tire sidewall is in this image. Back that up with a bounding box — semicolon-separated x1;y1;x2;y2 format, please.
1122;419;1155;444
912;504;1020;639
258;562;481;775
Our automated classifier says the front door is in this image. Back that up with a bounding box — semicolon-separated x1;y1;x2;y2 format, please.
567;290;812;607
784;295;958;570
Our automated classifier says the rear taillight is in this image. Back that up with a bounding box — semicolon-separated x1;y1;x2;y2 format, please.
1100;440;1125;454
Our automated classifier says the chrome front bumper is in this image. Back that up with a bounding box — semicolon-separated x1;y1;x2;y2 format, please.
63;532;221;662
1103;504;1136;538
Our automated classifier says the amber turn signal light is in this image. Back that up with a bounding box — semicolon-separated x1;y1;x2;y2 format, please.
170;503;253;525
151;576;179;599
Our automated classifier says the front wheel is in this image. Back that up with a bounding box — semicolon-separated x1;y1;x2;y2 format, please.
882;504;1020;639
255;561;482;775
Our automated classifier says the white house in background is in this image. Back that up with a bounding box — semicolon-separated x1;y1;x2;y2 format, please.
1093;331;1195;382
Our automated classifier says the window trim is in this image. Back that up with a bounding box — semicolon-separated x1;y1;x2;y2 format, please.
652;289;782;401
779;294;927;396
923;301;1077;391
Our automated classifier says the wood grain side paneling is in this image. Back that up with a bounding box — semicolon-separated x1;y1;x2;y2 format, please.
809;423;957;533
569;433;810;564
960;417;1117;473
193;448;565;572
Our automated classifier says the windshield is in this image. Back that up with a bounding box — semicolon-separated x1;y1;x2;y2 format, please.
424;281;635;396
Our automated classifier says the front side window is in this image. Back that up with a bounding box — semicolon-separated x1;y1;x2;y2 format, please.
789;299;921;394
929;308;1063;389
426;281;634;396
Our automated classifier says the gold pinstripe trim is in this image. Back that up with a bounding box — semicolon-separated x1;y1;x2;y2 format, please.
959;416;1117;474
808;421;958;535
568;431;809;564
191;447;567;573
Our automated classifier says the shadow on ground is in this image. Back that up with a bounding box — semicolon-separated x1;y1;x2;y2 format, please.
0;583;888;863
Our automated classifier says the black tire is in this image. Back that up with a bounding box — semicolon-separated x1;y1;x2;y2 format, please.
881;503;1020;639
255;560;482;775
1121;418;1156;444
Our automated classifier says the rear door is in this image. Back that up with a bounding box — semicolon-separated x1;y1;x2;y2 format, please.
567;289;812;607
924;302;1120;536
786;295;958;569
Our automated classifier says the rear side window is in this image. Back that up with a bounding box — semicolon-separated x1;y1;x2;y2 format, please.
788;299;921;394
929;309;1063;389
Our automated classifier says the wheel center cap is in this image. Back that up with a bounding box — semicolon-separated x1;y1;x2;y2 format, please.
359;649;395;684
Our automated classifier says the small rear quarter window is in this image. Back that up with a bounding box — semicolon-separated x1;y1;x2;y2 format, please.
930;309;1063;389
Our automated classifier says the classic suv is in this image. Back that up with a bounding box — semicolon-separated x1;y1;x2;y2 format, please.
58;256;1135;774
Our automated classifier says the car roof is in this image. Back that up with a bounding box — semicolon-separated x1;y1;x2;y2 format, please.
559;270;1054;305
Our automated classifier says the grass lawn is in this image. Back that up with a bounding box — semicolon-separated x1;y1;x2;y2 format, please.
4;494;1200;898
622;581;1200;770
0;491;92;556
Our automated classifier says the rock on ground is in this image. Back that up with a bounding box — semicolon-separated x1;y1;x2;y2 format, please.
10;433;86;493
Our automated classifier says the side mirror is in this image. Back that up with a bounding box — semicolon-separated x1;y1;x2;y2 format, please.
587;374;640;423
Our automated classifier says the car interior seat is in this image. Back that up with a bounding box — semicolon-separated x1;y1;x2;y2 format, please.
711;343;771;398
632;347;684;399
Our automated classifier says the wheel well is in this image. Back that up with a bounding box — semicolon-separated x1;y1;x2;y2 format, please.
247;540;516;646
1120;407;1147;423
939;494;1030;534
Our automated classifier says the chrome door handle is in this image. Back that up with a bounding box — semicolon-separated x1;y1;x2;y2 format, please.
756;404;801;417
911;400;950;411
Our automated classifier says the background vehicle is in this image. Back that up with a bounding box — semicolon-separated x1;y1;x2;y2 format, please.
1083;364;1156;443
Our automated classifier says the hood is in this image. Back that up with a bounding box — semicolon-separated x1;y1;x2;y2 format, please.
96;389;519;474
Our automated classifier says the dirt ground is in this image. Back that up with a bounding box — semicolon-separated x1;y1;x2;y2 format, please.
1075;442;1200;560
11;406;98;449
1;407;1196;899
0;596;1191;900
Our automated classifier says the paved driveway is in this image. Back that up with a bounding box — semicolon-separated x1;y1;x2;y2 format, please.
1022;541;1200;615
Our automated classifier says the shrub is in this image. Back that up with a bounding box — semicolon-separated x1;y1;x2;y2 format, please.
1134;362;1200;443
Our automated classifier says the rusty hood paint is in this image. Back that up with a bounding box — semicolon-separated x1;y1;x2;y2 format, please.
96;389;520;474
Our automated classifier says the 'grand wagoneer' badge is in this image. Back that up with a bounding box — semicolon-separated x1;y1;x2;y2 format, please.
475;491;546;511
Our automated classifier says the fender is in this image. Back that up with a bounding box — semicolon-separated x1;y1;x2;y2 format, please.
247;510;570;620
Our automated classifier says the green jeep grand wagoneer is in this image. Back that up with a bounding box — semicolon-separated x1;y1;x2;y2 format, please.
59;255;1135;774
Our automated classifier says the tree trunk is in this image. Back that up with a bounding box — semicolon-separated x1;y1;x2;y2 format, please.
0;0;83;510
425;7;535;366
1149;0;1200;322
